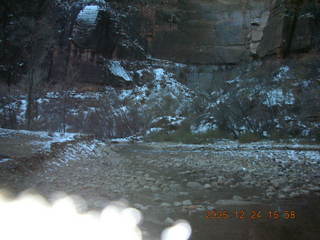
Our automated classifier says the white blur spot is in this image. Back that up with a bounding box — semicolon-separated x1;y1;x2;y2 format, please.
161;220;192;240
0;190;191;240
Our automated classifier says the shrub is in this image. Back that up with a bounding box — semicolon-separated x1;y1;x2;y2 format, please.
145;128;232;144
145;129;195;143
315;130;320;143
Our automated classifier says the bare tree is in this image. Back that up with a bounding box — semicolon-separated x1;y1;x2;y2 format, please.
24;17;54;130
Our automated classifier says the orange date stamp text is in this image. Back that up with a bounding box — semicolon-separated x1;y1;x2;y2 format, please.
205;209;297;220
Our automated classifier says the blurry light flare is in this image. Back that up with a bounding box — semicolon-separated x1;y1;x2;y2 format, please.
0;190;191;240
161;220;192;240
0;193;53;240
121;207;143;226
100;204;143;240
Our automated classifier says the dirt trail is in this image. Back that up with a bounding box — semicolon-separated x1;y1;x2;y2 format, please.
1;136;320;239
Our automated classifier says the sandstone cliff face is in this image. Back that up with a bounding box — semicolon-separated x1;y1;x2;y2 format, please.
131;0;320;64
109;0;272;64
1;0;320;86
257;0;320;58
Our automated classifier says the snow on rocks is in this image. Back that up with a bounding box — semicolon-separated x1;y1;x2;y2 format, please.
1;59;195;137
273;65;291;82
191;122;217;134
107;60;132;82
262;88;295;106
77;5;100;25
0;157;13;163
152;68;193;99
149;116;186;132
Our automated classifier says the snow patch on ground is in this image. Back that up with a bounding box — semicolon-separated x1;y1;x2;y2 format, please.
0;128;80;152
110;136;143;143
53;139;106;166
31;132;79;152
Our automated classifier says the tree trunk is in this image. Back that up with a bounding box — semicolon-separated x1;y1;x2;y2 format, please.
26;68;34;130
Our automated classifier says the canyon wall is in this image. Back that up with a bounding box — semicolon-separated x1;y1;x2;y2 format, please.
1;0;320;86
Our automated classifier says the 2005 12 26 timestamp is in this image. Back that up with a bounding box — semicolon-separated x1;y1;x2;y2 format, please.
205;209;297;220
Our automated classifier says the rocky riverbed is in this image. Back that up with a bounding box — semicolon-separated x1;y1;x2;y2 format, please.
0;130;320;239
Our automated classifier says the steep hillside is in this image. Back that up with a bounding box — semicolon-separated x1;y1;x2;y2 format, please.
0;0;320;141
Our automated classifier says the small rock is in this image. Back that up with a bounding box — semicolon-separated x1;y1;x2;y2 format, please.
179;192;189;196
146;177;156;182
300;189;310;195
173;202;182;207
150;186;160;192
153;195;162;202
224;179;234;185
164;217;174;225
278;193;286;199
254;182;261;187
160;202;171;207
242;174;251;181
155;180;162;185
241;181;250;186
204;184;211;189
187;181;202;189
307;185;320;191
211;182;218;188
267;186;276;192
169;183;182;191
232;182;240;187
197;206;205;211
251;195;260;200
217;176;225;185
162;187;170;192
182;200;192;206
266;191;275;198
270;179;281;188
232;195;243;201
133;203;149;211
143;186;150;190
282;186;291;193
289;192;300;198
